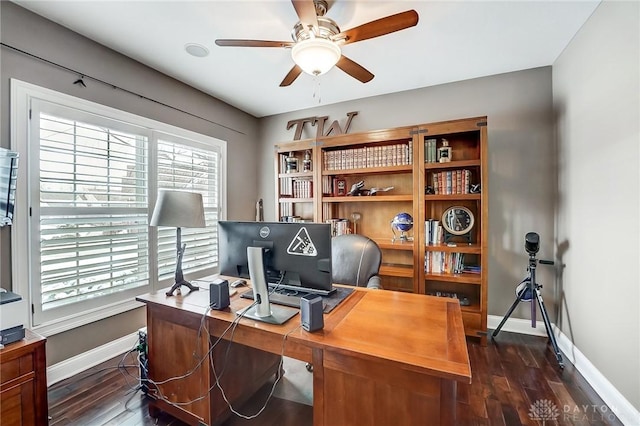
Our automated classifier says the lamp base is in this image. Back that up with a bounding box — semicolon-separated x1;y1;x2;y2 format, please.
166;279;199;296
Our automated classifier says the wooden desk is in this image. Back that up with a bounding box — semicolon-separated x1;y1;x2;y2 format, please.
137;282;471;425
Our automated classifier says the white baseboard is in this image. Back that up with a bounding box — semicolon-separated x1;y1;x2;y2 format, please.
554;330;640;426
489;315;640;426
47;331;139;386
488;314;549;336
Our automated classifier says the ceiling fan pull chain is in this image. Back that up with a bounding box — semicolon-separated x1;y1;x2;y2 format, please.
313;75;322;104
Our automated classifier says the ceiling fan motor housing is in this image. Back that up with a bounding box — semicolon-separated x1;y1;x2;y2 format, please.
291;16;340;42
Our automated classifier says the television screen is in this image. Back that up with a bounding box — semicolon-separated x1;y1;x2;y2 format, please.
0;148;18;227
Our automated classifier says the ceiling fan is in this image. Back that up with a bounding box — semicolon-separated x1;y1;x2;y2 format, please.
215;0;419;87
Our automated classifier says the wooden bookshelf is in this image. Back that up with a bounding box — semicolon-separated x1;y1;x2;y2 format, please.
274;116;488;341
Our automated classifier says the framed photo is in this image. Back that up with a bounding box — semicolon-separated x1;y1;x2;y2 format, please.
333;178;347;196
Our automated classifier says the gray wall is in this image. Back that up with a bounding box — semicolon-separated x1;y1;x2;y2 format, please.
553;0;639;411
0;2;260;364
259;67;557;322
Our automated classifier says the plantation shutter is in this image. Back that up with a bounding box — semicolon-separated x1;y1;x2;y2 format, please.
156;138;219;281
36;108;150;318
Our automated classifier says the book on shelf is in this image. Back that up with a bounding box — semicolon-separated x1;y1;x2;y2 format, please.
431;169;472;195
424;138;438;163
425;219;443;245
326;218;351;236
462;265;481;274
323;141;412;171
424;251;465;274
282;179;313;199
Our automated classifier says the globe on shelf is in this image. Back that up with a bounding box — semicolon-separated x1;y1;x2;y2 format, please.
391;212;414;242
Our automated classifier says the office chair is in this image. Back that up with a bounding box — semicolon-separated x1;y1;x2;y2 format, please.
305;234;383;372
331;234;383;289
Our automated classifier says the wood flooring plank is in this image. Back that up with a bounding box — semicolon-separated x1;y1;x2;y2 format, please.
485;398;506;426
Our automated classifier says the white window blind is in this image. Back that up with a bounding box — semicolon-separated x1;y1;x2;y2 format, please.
34;109;151;322
156;140;220;281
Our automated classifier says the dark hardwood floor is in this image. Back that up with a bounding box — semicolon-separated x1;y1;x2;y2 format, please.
47;331;622;425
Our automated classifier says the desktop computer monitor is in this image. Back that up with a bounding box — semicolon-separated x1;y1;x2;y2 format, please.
218;221;333;295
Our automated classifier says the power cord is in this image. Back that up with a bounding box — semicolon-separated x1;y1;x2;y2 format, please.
144;298;300;422
210;323;301;419
144;300;259;407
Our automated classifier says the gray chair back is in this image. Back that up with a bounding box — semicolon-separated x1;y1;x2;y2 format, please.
331;234;382;289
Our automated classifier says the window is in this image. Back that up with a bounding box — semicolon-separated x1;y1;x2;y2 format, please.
156;138;220;281
11;80;226;334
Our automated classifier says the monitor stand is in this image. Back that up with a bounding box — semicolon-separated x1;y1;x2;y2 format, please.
236;304;297;325
237;246;297;325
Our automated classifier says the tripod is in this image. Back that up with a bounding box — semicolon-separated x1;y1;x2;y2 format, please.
492;233;564;369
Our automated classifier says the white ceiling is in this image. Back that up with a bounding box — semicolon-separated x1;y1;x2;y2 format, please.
14;1;600;118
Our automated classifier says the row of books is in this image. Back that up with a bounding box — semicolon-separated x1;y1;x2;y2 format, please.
326;218;351;236
431;169;472;195
280;178;313;199
321;176;341;196
291;179;312;198
424;251;465;274
424;138;443;163
323;142;412;170
280;216;312;223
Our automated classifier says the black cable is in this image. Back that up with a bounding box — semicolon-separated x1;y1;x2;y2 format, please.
211;323;302;419
146;300;259;406
0;42;246;136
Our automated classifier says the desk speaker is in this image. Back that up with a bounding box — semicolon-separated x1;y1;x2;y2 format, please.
301;294;324;332
210;279;230;310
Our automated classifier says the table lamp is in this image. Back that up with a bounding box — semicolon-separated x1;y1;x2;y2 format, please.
150;190;206;296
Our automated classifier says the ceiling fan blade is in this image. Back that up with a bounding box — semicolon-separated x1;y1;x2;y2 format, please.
334;10;419;45
280;65;303;87
215;39;294;48
336;55;374;83
291;0;319;34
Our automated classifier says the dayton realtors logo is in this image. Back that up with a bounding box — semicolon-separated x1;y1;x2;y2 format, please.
529;399;618;424
529;399;560;424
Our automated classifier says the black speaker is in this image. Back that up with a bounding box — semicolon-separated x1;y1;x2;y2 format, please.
210;279;230;310
300;294;324;332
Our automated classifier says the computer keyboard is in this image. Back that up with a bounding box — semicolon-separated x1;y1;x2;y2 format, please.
240;289;308;309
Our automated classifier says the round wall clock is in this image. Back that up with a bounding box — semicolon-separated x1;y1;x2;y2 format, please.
441;206;475;236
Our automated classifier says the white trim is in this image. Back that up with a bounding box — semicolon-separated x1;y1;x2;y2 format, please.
46;331;139;386
488;314;549;337
555;331;640;426
489;315;640;425
33;300;144;337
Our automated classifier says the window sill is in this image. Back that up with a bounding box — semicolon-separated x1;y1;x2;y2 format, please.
31;299;145;337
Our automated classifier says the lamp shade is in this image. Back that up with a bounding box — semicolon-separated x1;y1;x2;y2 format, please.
291;38;341;76
150;190;205;228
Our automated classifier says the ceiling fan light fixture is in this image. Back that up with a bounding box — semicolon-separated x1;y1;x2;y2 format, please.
291;38;341;76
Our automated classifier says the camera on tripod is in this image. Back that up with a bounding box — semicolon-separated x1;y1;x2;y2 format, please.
492;232;564;369
525;232;539;255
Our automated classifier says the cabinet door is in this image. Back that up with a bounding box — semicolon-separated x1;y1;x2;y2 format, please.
1;380;36;426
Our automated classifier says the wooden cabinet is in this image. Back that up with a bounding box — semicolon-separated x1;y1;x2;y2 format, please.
0;329;48;425
416;118;488;342
275;140;317;223
274;117;488;340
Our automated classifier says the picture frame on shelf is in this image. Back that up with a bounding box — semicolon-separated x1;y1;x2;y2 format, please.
333;178;347;196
